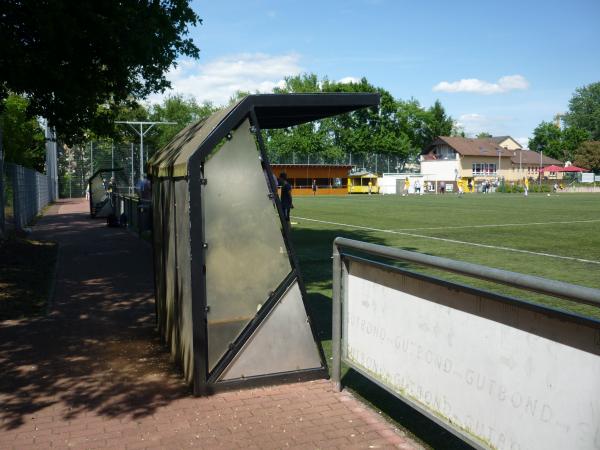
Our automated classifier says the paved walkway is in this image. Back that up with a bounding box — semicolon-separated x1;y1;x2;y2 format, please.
0;199;423;449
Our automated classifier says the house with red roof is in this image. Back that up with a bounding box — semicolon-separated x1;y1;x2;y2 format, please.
420;136;563;192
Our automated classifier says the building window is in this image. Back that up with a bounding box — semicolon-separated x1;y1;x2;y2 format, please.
472;163;497;175
434;145;456;160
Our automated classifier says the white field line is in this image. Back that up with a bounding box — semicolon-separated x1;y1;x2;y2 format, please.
396;218;600;231
294;216;600;265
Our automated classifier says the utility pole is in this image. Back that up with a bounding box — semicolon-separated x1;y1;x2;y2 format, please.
115;121;176;183
519;150;522;173
130;143;134;195
498;149;501;178
539;150;543;186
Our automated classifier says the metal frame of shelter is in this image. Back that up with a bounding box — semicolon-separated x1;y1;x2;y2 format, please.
147;93;380;395
88;168;125;218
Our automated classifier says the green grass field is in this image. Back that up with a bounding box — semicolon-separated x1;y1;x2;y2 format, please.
289;192;600;448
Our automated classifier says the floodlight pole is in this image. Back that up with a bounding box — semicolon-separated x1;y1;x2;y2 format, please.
519;150;522;173
115;121;176;181
539;150;543;186
498;149;501;178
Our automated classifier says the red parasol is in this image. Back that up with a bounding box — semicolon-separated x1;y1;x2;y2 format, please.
561;165;589;172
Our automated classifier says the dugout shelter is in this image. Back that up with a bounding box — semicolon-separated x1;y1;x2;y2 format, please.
348;171;380;194
88;168;127;218
147;93;379;395
270;164;353;195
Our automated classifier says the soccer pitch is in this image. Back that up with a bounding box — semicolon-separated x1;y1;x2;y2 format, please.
289;192;600;447
290;193;600;327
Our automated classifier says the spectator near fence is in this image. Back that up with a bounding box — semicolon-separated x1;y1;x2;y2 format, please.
135;175;151;200
279;172;293;223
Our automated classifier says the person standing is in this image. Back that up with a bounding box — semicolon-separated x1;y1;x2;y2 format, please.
368;180;373;195
404;177;410;195
414;179;421;195
279;172;293;224
312;179;317;196
524;177;529;197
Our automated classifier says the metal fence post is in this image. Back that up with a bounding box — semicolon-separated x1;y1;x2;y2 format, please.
332;239;342;392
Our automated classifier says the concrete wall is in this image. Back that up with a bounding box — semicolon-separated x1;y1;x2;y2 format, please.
420;160;459;181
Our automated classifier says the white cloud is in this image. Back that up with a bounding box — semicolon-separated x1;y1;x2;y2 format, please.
148;53;303;105
338;76;361;84
456;113;521;138
433;75;529;94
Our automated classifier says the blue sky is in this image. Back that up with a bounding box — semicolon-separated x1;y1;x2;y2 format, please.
154;0;600;146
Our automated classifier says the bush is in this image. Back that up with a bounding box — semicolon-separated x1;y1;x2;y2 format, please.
529;184;551;193
497;184;524;193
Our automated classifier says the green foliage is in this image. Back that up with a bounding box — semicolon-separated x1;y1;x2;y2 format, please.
529;183;551;193
564;82;600;140
426;100;454;143
497;183;524;193
574;141;600;172
529;121;589;161
264;73;454;169
228;90;252;105
561;127;590;161
149;95;217;149
0;0;200;141
0;94;46;171
528;121;563;159
477;132;493;138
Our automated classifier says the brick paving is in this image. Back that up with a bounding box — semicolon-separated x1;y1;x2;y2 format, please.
0;199;423;450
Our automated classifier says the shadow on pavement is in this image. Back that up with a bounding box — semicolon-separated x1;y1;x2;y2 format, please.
0;202;188;430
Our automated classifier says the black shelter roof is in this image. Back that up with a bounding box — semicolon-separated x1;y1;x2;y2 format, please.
148;93;380;177
246;93;380;128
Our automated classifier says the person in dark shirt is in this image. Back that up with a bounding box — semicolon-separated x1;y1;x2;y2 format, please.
279;172;293;224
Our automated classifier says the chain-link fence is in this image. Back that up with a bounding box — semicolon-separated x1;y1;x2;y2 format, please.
2;162;50;231
268;152;413;174
58;140;157;198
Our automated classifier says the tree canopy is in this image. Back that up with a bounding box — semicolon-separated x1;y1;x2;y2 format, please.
564;82;600;140
263;73;454;169
0;94;46;171
0;0;200;141
528;121;588;161
574;141;600;173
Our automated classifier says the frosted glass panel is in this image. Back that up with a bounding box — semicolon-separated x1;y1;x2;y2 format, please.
219;281;323;381
203;119;292;371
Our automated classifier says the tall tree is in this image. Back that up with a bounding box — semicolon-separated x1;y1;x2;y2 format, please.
0;94;46;171
564;82;600;140
528;121;564;159
476;132;493;139
0;0;200;140
529;121;589;161
425;100;454;145
264;73;453;169
574;141;600;173
561;126;589;161
150;95;216;150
